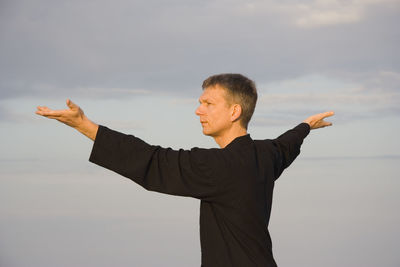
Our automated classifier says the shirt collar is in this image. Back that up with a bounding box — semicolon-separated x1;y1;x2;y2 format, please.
225;134;252;148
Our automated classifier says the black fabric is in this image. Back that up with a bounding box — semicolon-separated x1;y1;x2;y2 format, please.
89;123;310;266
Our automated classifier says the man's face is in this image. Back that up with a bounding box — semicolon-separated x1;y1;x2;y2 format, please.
195;85;233;137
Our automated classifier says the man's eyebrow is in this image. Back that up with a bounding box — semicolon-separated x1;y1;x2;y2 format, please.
199;95;215;104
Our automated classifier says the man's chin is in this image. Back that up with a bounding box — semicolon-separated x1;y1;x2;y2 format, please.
202;128;212;136
202;129;216;137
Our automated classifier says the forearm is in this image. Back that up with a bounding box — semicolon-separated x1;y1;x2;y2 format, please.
274;123;310;173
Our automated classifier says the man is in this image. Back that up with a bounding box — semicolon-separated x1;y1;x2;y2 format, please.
36;73;334;266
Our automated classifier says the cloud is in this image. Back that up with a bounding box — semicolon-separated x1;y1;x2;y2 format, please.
300;154;400;160
259;91;400;108
252;72;400;126
0;0;399;101
97;119;146;131
295;8;362;28
203;0;399;29
0;82;152;100
0;105;35;123
335;70;400;93
284;0;398;28
259;70;400;103
168;97;197;105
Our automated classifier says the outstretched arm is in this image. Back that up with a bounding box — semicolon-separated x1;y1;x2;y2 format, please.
303;111;334;130
272;111;334;179
35;99;99;140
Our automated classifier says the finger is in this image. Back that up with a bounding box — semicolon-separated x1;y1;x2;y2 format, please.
37;107;56;115
36;107;49;115
36;109;64;117
36;106;48;111
35;109;49;116
321;111;335;119
38;113;56;119
321;120;333;127
35;109;51;117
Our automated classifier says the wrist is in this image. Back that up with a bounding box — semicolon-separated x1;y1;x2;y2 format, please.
302;120;312;128
76;116;99;141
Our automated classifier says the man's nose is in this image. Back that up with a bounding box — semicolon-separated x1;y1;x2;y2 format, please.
195;106;203;116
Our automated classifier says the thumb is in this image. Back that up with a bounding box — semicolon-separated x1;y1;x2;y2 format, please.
66;99;78;110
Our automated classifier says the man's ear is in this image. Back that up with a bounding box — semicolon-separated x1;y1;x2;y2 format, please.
231;104;242;122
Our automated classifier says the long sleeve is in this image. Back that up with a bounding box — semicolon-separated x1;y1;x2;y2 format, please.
89;125;220;200
272;122;310;180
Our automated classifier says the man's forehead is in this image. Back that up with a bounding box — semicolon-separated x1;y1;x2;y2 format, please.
199;85;227;101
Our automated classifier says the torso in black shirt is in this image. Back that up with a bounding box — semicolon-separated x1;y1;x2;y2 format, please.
89;123;310;266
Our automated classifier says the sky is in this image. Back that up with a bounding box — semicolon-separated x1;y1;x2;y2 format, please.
0;0;399;266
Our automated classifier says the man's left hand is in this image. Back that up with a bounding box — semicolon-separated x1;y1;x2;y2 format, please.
303;111;334;130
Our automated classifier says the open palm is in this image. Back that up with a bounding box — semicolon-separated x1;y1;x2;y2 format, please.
36;99;84;128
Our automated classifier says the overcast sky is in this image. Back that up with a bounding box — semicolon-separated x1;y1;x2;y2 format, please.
1;0;399;266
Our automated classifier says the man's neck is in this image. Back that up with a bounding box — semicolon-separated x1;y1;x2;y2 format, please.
213;127;248;148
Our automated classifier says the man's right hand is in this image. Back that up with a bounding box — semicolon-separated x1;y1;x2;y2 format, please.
36;99;99;141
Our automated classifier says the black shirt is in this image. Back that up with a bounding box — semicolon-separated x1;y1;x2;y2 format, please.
89;123;310;266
